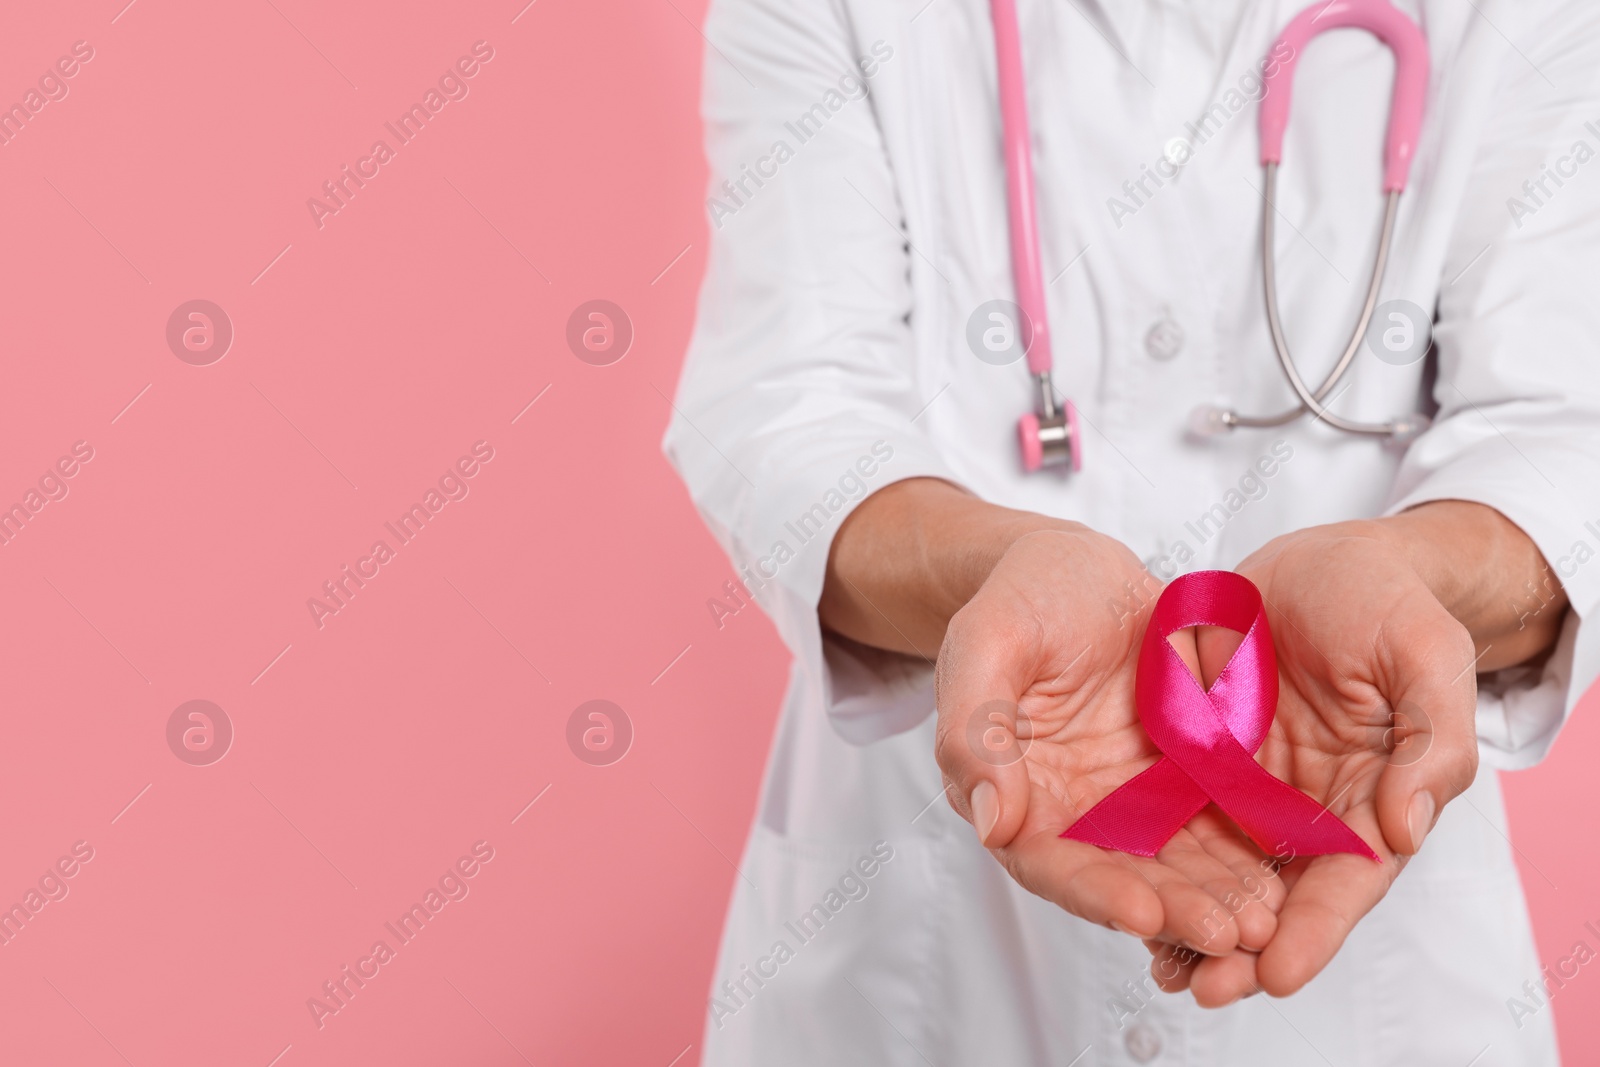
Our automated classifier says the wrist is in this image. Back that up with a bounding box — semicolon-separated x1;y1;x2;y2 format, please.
1375;502;1520;618
1374;501;1566;667
820;477;1077;655
903;481;1080;620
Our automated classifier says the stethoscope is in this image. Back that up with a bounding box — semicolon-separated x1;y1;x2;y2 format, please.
996;0;1433;473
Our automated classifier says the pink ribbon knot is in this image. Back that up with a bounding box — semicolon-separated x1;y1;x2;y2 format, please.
1063;570;1377;861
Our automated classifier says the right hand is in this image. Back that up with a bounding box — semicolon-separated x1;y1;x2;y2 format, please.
933;526;1287;976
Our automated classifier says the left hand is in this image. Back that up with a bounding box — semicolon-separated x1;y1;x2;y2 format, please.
1145;519;1483;1006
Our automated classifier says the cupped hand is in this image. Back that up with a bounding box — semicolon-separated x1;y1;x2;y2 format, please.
1147;520;1482;1005
933;527;1289;962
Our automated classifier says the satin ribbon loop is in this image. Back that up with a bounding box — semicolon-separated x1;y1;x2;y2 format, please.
1063;570;1377;861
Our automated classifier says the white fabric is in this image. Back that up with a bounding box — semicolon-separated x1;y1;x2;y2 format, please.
666;1;1600;1062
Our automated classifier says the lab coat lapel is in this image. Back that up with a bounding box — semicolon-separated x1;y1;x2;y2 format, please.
1063;0;1155;75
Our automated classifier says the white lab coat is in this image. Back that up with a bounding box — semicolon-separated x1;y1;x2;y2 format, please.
665;0;1600;1063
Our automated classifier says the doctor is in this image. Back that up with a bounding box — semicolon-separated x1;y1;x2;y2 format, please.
666;0;1600;1063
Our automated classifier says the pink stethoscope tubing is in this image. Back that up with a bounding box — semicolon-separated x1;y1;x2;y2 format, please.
994;0;1431;473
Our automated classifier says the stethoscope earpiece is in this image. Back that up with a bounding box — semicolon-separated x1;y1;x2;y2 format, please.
992;0;1432;472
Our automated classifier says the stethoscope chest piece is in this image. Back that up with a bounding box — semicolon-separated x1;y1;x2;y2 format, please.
1018;385;1081;472
991;0;1434;473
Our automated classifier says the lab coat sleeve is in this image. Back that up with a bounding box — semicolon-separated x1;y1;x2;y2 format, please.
1384;1;1600;769
663;0;960;743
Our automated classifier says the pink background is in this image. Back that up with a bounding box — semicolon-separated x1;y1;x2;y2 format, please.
0;1;1593;1063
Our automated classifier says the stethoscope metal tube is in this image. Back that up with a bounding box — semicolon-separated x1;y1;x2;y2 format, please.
997;0;1434;473
1191;164;1430;442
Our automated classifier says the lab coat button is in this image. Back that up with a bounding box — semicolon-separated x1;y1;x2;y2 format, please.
1163;137;1192;167
1145;316;1184;361
1125;1022;1162;1062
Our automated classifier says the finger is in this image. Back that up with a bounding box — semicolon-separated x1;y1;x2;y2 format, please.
933;607;1043;849
1149;831;1255;955
1213;856;1283;953
1183;811;1288;951
1372;605;1481;855
999;831;1165;937
1151;875;1241;956
1188;951;1262;1008
1145;940;1198;994
1255;852;1399;997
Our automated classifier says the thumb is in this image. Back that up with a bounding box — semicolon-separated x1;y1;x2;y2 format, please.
1373;610;1481;856
933;608;1040;849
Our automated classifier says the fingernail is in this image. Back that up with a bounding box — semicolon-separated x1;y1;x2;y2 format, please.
1407;792;1435;853
1110;920;1133;935
970;780;999;846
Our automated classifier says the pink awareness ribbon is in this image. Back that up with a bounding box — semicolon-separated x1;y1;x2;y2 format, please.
1063;570;1378;861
